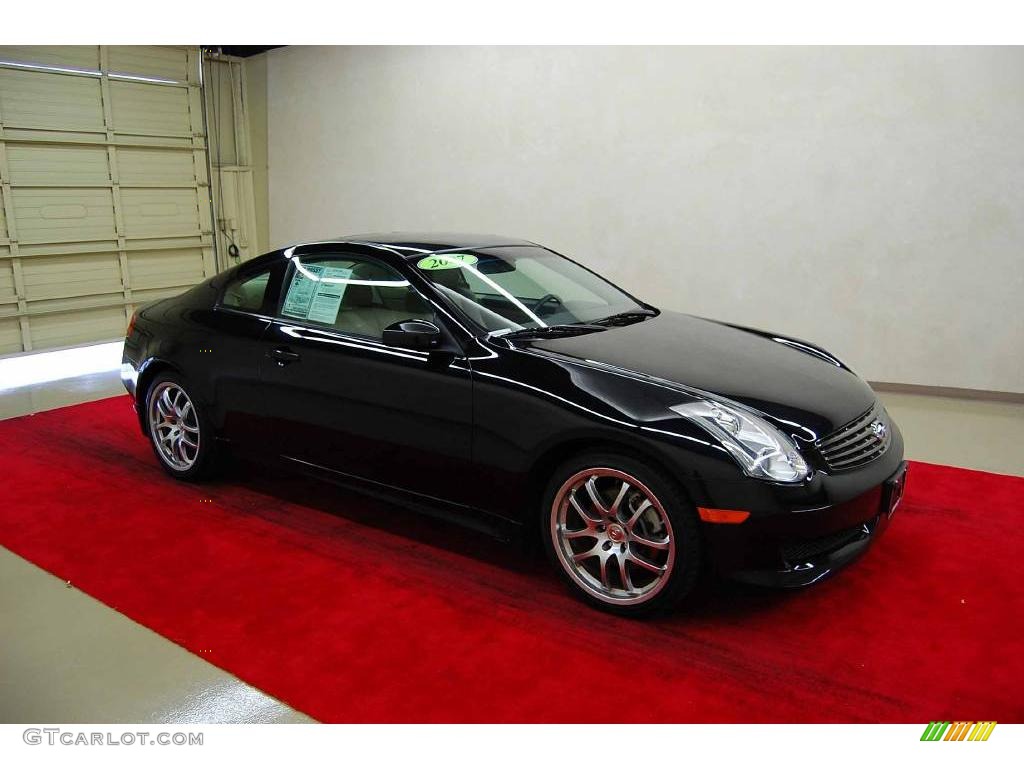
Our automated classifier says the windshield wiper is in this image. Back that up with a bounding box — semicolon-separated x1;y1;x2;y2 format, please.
591;309;658;327
499;324;607;340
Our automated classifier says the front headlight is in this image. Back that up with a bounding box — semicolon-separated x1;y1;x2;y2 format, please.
670;399;809;483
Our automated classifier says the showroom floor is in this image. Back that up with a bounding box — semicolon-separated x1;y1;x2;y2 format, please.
0;372;312;723
0;368;1021;723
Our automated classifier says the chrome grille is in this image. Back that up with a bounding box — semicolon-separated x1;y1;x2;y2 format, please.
816;403;891;471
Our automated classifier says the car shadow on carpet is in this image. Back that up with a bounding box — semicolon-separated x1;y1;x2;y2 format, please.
219;457;804;623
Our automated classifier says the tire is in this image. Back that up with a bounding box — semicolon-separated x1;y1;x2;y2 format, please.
541;451;700;617
144;372;218;481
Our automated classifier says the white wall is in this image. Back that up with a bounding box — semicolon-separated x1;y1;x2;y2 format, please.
267;46;1024;393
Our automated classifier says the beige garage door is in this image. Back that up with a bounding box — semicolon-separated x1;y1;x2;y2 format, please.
0;46;216;355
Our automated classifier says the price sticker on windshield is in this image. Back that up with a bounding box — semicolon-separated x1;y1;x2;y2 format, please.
416;253;479;271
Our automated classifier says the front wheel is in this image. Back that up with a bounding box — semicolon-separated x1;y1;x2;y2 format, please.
542;452;700;617
145;373;218;481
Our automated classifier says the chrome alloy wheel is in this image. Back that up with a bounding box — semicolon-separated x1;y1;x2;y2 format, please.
551;468;676;606
148;381;201;471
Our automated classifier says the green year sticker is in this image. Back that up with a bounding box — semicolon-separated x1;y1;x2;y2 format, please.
416;253;479;271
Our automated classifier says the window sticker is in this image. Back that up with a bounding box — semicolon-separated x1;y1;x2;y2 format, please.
416;253;479;271
282;263;354;324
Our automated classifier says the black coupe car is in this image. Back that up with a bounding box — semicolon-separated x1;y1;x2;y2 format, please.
122;233;907;616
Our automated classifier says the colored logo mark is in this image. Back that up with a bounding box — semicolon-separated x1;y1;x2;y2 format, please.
920;721;997;741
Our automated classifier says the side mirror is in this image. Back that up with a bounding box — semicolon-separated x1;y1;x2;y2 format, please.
382;319;442;351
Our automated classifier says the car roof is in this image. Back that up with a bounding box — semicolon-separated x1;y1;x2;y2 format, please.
328;232;539;258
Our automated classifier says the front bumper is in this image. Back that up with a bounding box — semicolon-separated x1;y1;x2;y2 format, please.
729;460;906;586
696;425;907;587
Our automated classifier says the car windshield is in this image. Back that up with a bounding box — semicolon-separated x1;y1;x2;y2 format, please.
413;246;649;334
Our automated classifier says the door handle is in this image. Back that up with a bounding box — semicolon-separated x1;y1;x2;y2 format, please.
269;347;301;366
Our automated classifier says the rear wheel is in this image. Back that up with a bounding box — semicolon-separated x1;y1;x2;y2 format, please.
145;374;217;481
542;452;700;617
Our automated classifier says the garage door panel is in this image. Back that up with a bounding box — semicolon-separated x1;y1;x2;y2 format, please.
0;68;104;130
27;305;126;347
128;248;206;290
0;46;100;72
110;80;190;136
11;188;117;244
107;47;190;83
118;148;195;186
0;318;22;355
29;292;124;314
16;240;120;258
6;144;111;186
0;260;15;301
22;252;122;301
121;188;200;239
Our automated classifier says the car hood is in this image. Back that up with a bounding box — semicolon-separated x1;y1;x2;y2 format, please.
525;310;876;441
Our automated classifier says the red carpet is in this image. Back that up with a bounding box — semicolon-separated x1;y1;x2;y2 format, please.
1;396;1021;723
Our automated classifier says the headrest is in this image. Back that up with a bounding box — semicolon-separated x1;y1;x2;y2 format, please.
342;283;374;307
430;268;470;291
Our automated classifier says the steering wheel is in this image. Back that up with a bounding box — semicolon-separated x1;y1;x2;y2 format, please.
531;293;563;314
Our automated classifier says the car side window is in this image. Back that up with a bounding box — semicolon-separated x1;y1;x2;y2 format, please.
222;270;271;312
278;255;434;339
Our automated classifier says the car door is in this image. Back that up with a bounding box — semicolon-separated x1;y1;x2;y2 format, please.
202;259;286;448
257;248;475;505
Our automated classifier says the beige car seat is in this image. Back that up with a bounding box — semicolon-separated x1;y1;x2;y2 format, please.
334;265;433;338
